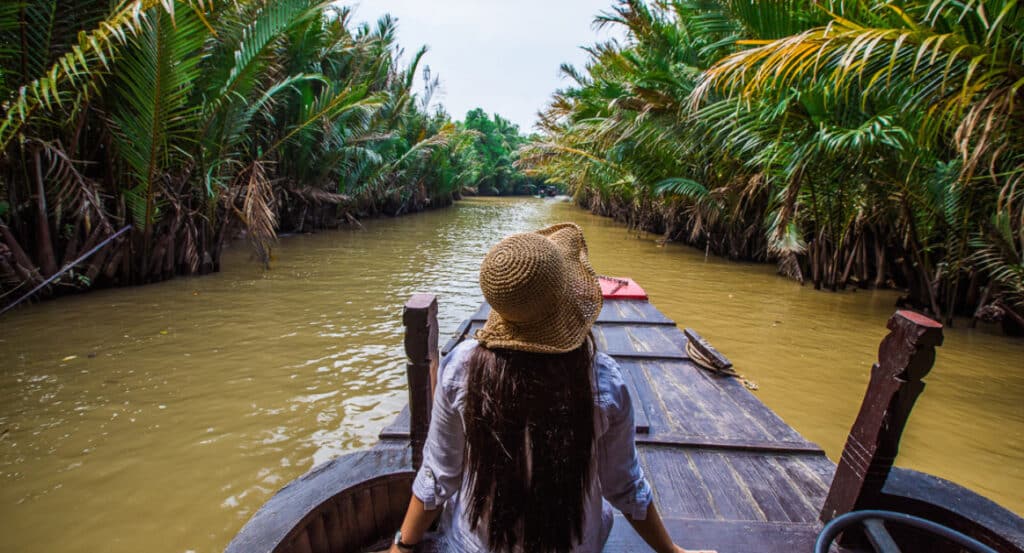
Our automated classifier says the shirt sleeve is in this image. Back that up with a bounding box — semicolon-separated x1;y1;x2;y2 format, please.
410;343;468;510
596;354;653;520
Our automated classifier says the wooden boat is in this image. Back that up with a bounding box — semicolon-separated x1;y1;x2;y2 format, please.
226;280;1024;553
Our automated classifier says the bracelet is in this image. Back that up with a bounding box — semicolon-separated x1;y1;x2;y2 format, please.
394;530;418;551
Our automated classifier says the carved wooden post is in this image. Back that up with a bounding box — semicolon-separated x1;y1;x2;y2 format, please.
821;310;944;523
403;294;439;471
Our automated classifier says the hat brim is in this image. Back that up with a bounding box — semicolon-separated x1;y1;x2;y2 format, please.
475;223;603;354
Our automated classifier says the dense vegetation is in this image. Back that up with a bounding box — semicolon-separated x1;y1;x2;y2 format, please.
459;108;543;196
523;0;1023;330
0;1;533;307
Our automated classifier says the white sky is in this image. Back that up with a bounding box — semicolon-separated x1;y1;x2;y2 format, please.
349;1;624;132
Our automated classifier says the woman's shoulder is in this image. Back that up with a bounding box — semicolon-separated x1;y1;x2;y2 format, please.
593;351;629;410
438;339;477;392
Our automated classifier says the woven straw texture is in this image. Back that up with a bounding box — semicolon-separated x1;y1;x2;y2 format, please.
475;223;603;353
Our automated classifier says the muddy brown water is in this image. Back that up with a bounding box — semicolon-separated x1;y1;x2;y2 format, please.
1;197;1021;553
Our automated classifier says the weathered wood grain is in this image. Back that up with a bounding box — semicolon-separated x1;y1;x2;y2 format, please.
403;294;438;471
605;517;821;553
821;310;943;523
621;368;651;434
635;433;823;454
683;328;733;371
224;449;412;553
637;447;718;520
377;406;410;440
880;467;1024;552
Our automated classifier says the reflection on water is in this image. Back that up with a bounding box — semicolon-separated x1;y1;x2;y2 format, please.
0;197;1021;553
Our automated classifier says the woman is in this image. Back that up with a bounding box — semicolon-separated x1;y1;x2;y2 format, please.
387;223;714;553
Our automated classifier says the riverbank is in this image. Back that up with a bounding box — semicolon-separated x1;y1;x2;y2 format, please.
0;197;1020;553
0;193;459;314
574;191;1024;336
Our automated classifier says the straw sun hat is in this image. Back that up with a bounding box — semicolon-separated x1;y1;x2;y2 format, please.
475;223;603;354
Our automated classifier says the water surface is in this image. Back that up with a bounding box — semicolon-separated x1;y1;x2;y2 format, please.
1;197;1021;553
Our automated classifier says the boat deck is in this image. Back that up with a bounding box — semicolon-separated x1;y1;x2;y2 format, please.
379;298;835;552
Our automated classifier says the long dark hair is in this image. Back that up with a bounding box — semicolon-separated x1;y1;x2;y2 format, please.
462;337;596;553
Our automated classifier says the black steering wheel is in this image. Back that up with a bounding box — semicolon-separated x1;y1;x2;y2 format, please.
815;510;998;553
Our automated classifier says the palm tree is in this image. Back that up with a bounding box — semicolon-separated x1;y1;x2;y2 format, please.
525;0;1023;330
0;0;484;305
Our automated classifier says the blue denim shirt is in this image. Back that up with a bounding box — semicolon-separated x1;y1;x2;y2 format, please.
411;340;653;552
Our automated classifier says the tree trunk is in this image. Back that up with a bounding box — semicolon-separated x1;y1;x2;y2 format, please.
857;233;869;285
811;239;822;290
839;234;860;288
0;220;41;285
33;149;58;277
60;218;82;267
873;237;887;289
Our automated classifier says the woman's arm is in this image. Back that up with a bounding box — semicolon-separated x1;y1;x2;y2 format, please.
386;495;440;553
384;344;469;552
624;503;716;553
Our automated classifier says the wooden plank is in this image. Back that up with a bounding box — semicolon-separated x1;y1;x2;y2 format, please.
618;361;672;432
636;434;824;455
747;455;827;523
467;320;485;339
637;447;718;520
641;360;727;439
307;511;329;553
388;478;412;533
605;350;689;361
403;294;439;471
729;453;801;523
604;517;821;553
599;317;676;326
683;328;734;371
378;406;410;439
322;499;346;553
291;531;313;553
621;367;650;434
599;325;635;354
371;482;391;538
774;456;834;516
334;494;357;553
353;487;376;543
707;374;810;443
687;449;766;521
642;359;807;444
626;325;686;355
441;317;472;356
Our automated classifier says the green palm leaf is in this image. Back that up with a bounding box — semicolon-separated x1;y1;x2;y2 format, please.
110;2;204;235
0;0;166;148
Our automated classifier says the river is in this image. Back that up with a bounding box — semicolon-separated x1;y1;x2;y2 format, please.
0;197;1021;553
